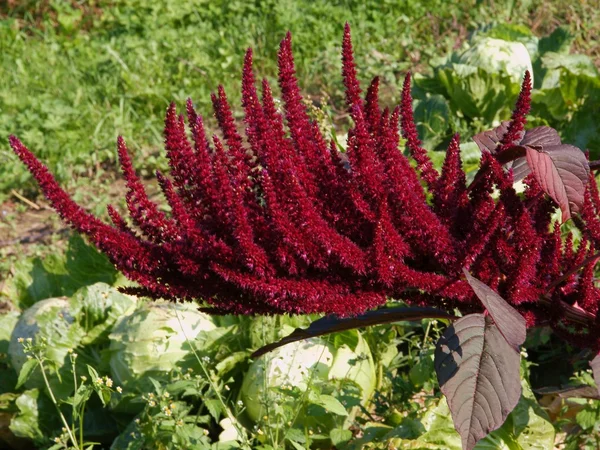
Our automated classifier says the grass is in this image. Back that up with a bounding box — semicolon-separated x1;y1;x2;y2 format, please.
1;0;598;202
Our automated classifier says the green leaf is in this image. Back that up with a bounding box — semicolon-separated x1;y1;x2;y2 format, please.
9;389;49;444
100;388;111;406
510;379;555;449
541;52;598;78
285;428;307;443
330;428;353;446
313;394;348;416
0;310;20;355
448;66;519;122
205;398;222;420
409;350;435;388
538;26;573;55
2;235;119;309
16;358;39;390
346;423;393;449
414;94;451;149
333;330;360;352
575;403;600;431
87;364;100;382
69;283;136;345
72;384;93;421
214;351;249;377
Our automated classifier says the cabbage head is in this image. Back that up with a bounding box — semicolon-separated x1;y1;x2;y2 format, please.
416;37;534;124
108;302;216;392
240;332;376;440
457;37;533;85
8;297;86;397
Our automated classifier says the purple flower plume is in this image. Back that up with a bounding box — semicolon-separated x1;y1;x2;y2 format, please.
9;27;600;350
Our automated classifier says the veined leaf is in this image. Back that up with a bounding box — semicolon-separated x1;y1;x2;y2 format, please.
590;353;600;396
462;269;526;351
535;385;600;400
525;144;589;222
15;358;39;390
313;394;348;416
435;314;522;450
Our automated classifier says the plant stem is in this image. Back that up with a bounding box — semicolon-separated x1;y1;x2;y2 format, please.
422;320;432;348
71;359;78;446
37;357;80;450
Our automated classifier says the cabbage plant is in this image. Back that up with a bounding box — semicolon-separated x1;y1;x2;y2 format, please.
8;297;86;398
415;36;532;127
8;284;136;398
108;302;216;392
240;333;376;443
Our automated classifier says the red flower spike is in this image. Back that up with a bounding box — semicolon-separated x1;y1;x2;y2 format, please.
342;23;363;111
434;133;468;224
116;136;179;243
499;71;532;151
10;29;600;351
400;72;439;187
364;77;381;135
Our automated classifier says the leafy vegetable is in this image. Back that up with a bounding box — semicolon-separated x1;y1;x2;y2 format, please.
2;235;120;310
457;38;534;85
241;334;376;438
415;36;533;125
9;389;57;446
108;302;216;393
8;298;86;398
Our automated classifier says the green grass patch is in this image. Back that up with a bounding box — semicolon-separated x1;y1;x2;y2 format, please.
4;0;597;200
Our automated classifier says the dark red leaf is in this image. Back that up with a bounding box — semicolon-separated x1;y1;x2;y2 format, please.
521;126;562;147
508;156;530;183
462;269;526;351
435;314;522;450
472;123;529;181
534;385;600;400
591;353;600;396
473;124;566;183
472;121;511;154
506;127;561;183
251;306;457;357
525;144;590;222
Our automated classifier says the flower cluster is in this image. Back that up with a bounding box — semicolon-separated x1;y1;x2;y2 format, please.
9;25;600;350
